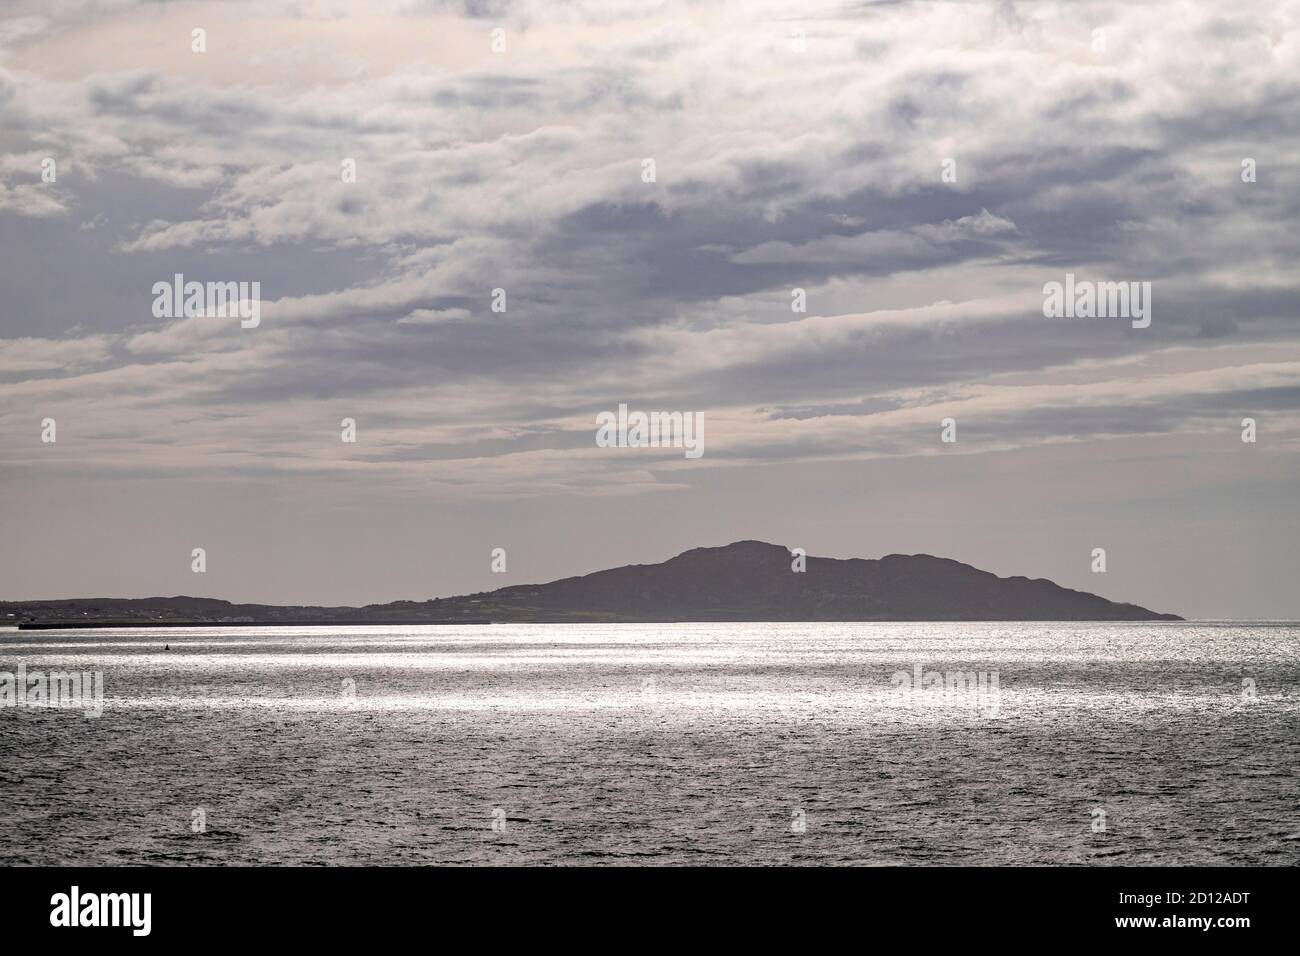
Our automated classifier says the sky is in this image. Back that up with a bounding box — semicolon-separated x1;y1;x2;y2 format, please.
1;0;1298;619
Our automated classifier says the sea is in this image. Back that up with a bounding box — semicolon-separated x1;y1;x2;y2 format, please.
1;622;1297;865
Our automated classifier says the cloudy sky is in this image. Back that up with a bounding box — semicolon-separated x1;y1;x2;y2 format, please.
1;0;1298;618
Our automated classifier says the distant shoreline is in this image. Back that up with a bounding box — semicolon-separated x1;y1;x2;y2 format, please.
0;541;1186;626
13;619;1299;631
12;618;1212;631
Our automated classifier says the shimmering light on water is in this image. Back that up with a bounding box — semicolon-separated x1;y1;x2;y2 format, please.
2;622;1297;864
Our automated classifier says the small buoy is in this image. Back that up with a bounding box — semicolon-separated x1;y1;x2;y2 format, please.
164;644;170;651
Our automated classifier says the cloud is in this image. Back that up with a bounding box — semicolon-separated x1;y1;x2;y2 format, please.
397;307;473;325
0;0;1298;505
0;334;114;374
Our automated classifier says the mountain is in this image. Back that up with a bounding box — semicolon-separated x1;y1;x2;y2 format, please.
463;540;1181;621
2;541;1180;626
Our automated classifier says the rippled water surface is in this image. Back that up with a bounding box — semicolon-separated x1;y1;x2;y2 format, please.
2;622;1297;865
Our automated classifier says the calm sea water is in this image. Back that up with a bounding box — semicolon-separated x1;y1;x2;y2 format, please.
1;622;1297;865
